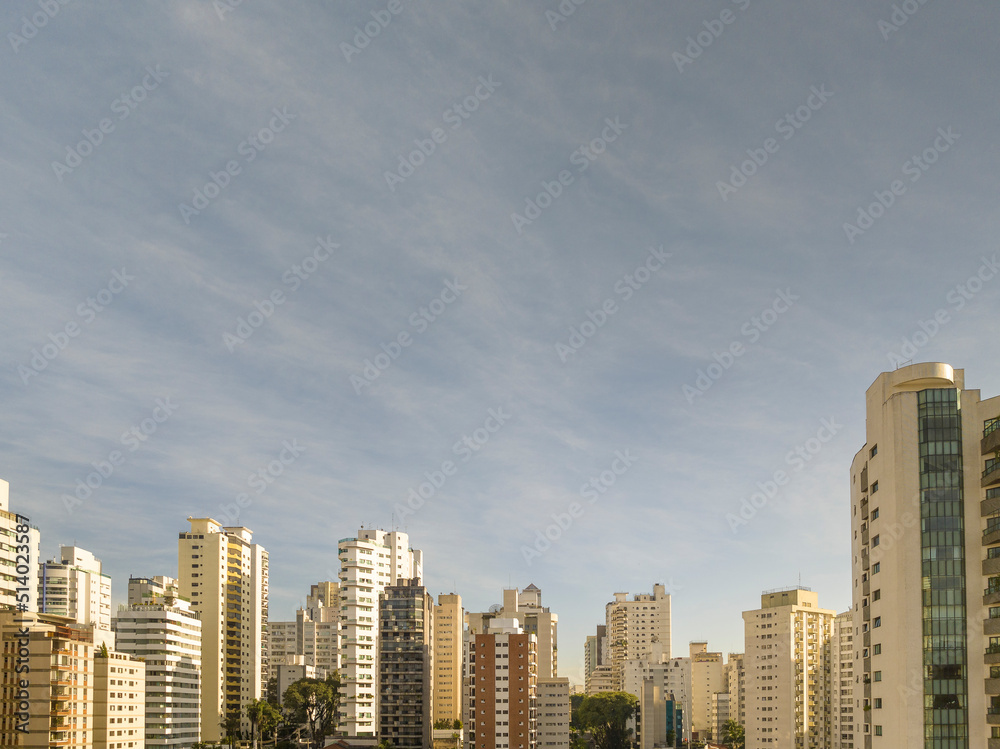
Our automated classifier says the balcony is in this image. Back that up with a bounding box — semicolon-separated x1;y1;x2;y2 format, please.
985;588;1000;606
986;678;1000;694
986;618;1000;636
988;707;1000;725
987;524;1000;547
863;578;870;596
862;606;870;622
984;420;1000;455
988;739;1000;749
986;558;1000;576
986;645;1000;664
986;495;1000;517
985;459;1000;489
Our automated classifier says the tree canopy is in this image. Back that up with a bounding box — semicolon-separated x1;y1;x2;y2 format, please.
576;692;638;749
282;674;341;749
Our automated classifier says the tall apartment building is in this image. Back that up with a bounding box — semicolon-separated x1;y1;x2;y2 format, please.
94;649;145;749
710;692;731;742
606;584;672;689
536;677;570;749
268;581;339;681
379;578;434;749
583;625;606;694
637;679;684;749
115;575;202;748
337;527;422;737
178;518;268;742
743;587;834;748
468;585;558;679
0;478;40;613
831;611;854;749
38;545;113;647
435;593;465;725
586;665;616;695
621;642;691;744
464;618;538;749
725;653;746;728
850;363;1000;747
689;642;724;741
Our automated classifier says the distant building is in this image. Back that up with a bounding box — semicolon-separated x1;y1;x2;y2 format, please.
434;593;465;725
537;677;570;749
468;584;558;679
723;653;745;729
94;649;146;749
830;611;853;749
268;581;340;681
38;545;113;648
689;642;724;741
605;584;672;689
583;625;606;694
0;478;40;613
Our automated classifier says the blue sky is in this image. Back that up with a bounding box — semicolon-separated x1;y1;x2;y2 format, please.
2;0;999;685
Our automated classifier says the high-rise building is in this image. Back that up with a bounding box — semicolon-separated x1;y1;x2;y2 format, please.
606;584;672;689
536;677;570;749
621;642;691;744
463;617;538;749
267;581;340;682
379;578;434;749
468;585;558;679
830;611;854;749
434;593;465;725
0;610;96;749
38;545;113;648
94;649;145;749
586;665;616;695
0;478;40;613
583;625;606;694
743;587;834;748
850;363;1000;747
689;642;724;741
178;518;268;742
724;653;746;729
337;527;422;737
115;575;202;748
710;692;731;743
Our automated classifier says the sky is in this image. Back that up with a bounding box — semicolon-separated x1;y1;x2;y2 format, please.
2;0;999;687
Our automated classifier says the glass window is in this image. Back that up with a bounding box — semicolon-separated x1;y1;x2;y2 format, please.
873;643;881;654
872;535;880;547
874;671;882;682
872;563;880;574
871;507;879;520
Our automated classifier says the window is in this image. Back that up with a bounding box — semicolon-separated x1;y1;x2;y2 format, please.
874;698;882;708
871;507;879;520
873;644;881;655
990;547;1000;559
871;481;879;493
872;535;880;547
872;562;880;574
870;444;878;458
872;589;881;601
873;617;881;628
875;726;882;736
874;671;882;682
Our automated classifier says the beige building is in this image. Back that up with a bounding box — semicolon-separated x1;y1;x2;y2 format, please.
0;479;41;614
710;691;731;742
621;642;691;744
583;625;606;694
850;363;1000;747
689;642;723;741
39;546;113;648
743;587;834;748
586;664;616;695
267;581;339;682
435;593;465;725
606;584;671;689
830;611;853;749
536;677;570;749
1;610;95;748
178;518;268;741
94;649;145;749
115;576;202;748
724;652;745;729
463;618;538;749
468;585;558;680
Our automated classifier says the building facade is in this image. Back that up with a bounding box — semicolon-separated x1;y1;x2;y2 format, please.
536;677;570;749
468;585;558;680
38;545;113;648
690;642;724;741
850;363;1000;747
0;479;40;614
831;610;854;749
337;527;422;737
605;584;672;689
94;650;145;749
434;592;464;725
178;518;268;741
743;587;834;748
725;652;746;729
114;577;202;748
379;578;434;749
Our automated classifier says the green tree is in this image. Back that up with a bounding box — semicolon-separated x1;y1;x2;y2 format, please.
452;718;462;730
247;698;282;749
219;711;241;749
665;728;676;747
722;719;745;749
434;718;452;729
576;692;638;749
282;674;341;749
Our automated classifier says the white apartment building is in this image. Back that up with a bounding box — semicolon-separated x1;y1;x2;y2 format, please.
337;527;422;737
621;642;691;744
710;692;731;742
115;576;202;748
743;587;834;748
94;650;145;749
0;478;40;613
537;677;570;749
850;363;1000;747
606;584;672;689
831;611;854;749
178;518;268;742
435;592;465;725
725;652;746;728
39;545;113;648
690;642;724;741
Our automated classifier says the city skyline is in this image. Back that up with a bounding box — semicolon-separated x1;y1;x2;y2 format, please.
3;0;999;691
